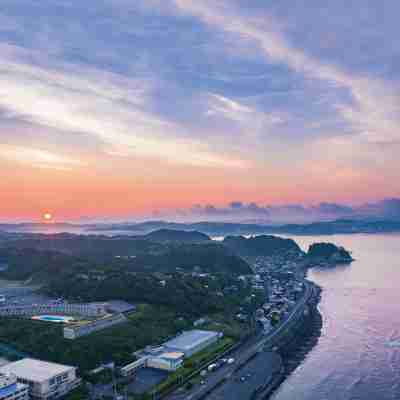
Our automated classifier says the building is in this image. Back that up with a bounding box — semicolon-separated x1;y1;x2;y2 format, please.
147;352;184;372
0;373;29;400
0;302;107;318
119;357;149;377
119;330;222;378
119;350;184;377
0;359;81;400
163;330;223;357
257;317;272;333
63;313;127;339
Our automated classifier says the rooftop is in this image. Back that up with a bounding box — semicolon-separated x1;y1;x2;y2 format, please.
163;330;219;351
160;352;184;360
0;359;75;382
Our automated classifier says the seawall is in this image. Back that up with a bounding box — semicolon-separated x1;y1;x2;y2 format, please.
253;284;322;400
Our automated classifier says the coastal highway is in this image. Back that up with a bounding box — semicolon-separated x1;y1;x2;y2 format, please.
165;280;314;400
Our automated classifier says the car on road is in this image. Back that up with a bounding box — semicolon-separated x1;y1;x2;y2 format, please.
208;363;218;372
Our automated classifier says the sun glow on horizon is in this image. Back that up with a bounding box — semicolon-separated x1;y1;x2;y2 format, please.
43;212;53;221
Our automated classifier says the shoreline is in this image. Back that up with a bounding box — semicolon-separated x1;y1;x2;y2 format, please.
255;284;323;400
279;286;322;377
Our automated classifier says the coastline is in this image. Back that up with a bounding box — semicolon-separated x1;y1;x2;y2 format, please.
279;286;322;378
254;284;323;400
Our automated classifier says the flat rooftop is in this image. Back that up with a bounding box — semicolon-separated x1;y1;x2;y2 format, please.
163;330;219;351
159;352;184;360
0;359;75;382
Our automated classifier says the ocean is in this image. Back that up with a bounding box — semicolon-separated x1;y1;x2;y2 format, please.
273;233;400;400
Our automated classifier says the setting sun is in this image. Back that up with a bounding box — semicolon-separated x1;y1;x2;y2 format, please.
43;213;53;221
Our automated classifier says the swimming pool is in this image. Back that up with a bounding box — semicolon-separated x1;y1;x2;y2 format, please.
32;315;74;323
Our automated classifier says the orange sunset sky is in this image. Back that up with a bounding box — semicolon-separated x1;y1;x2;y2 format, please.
0;1;399;222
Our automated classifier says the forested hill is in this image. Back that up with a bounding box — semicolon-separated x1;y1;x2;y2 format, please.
142;229;211;242
223;235;303;257
0;241;251;282
0;229;210;260
307;242;354;263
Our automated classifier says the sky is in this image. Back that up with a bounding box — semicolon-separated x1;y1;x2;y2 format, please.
0;0;399;221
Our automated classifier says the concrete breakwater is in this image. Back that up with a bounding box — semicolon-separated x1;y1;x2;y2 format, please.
253;284;322;400
279;288;322;378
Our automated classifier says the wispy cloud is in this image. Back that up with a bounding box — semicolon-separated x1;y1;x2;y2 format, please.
0;144;83;171
207;94;254;120
172;0;400;148
0;45;249;169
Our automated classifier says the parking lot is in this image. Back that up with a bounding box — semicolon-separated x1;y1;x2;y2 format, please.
126;368;168;394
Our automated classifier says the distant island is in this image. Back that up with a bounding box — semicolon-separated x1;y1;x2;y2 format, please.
306;242;354;266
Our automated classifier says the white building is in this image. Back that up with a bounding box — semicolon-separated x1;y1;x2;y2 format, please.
0;359;81;400
63;313;127;339
119;357;149;377
0;373;29;400
163;330;223;357
120;351;184;376
147;352;184;372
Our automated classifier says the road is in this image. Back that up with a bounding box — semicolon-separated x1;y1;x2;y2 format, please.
206;351;282;400
166;280;314;400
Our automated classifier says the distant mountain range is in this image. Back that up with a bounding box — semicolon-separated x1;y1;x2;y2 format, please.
1;218;400;237
1;198;400;237
142;229;210;242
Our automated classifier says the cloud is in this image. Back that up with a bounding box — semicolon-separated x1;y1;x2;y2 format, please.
229;201;243;209
165;201;354;223
0;44;249;169
0;0;398;218
206;94;254;120
163;199;400;223
360;198;400;219
0;144;84;171
172;0;400;151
